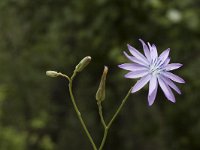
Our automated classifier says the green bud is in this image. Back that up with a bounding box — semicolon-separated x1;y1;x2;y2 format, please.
46;71;59;77
96;66;108;102
75;56;91;72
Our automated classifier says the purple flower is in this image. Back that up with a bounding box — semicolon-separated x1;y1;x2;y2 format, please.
119;39;185;106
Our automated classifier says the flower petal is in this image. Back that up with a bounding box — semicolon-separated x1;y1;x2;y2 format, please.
123;51;135;61
147;42;152;49
149;75;158;95
160;75;181;94
125;70;148;79
131;74;151;93
148;81;158;106
162;72;185;83
165;63;183;71
162;57;171;67
123;51;148;66
118;63;147;71
127;44;148;65
158;77;176;102
150;44;158;60
159;48;170;65
139;39;151;62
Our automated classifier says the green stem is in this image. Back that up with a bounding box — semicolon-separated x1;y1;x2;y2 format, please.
98;88;132;150
60;71;132;150
99;127;108;150
97;102;107;128
107;88;132;128
67;72;97;150
58;72;70;81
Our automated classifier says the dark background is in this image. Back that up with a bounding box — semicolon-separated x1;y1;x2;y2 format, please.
0;0;200;149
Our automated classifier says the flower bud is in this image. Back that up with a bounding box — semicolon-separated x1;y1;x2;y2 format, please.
46;71;59;77
75;56;91;72
96;66;108;102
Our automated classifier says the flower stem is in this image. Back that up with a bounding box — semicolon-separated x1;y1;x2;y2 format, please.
107;88;132;128
59;71;132;150
67;72;97;150
98;88;132;150
99;127;108;150
97;102;107;128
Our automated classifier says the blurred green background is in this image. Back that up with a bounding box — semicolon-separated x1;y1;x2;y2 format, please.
0;0;200;149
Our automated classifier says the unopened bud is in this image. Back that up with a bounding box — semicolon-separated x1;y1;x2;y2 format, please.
75;56;91;72
46;71;59;77
96;66;108;102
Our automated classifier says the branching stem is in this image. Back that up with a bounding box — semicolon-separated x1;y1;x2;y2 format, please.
59;71;132;150
98;88;132;150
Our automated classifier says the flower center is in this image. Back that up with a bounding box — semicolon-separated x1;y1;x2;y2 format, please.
149;59;162;76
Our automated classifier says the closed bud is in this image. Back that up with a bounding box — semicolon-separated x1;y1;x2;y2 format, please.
96;66;108;102
75;56;91;72
46;71;59;77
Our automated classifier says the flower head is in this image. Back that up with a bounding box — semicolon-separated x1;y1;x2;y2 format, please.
119;39;185;106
